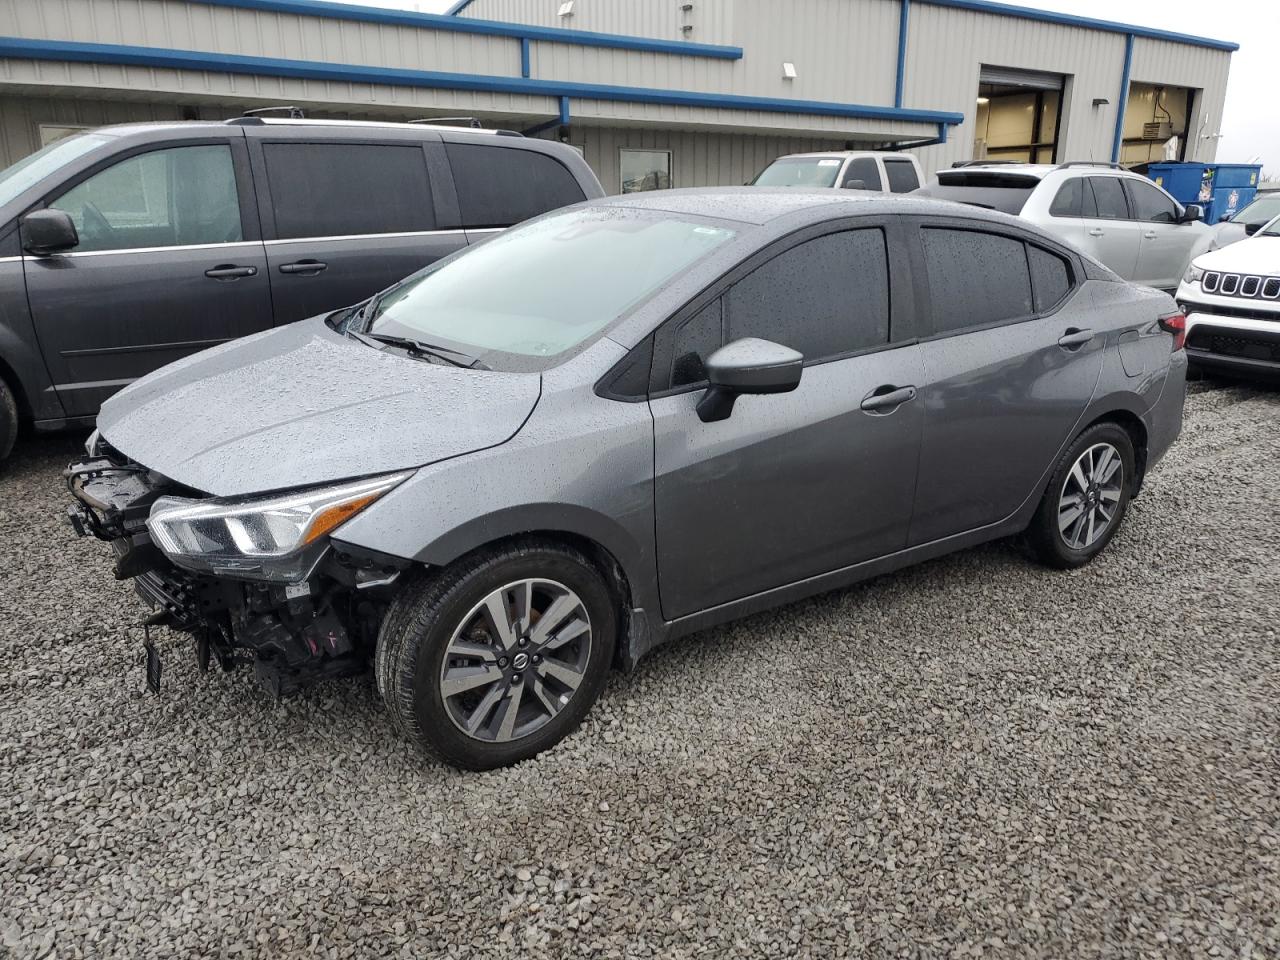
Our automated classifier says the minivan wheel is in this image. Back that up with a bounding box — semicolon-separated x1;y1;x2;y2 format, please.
0;378;18;463
1026;422;1135;569
375;540;616;770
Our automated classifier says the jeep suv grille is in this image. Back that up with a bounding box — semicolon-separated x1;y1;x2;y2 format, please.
1201;272;1280;301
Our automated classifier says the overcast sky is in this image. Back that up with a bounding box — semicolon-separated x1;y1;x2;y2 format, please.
336;0;1273;174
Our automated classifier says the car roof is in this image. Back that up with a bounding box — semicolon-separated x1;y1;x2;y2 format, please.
75;118;521;138
591;186;1009;227
770;151;915;160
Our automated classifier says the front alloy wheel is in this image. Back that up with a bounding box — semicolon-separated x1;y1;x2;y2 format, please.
376;540;616;770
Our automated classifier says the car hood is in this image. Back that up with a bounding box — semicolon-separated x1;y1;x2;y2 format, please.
97;317;541;497
1194;233;1280;274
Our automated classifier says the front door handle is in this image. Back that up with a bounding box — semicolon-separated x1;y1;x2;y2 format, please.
1058;328;1095;349
278;259;328;275
204;264;257;280
860;384;917;414
1087;228;1104;237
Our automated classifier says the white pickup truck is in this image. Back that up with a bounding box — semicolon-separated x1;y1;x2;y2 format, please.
750;151;925;194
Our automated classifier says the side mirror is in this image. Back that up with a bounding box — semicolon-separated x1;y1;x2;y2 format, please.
696;337;803;423
1179;204;1204;225
1245;221;1262;236
21;208;79;255
842;179;867;190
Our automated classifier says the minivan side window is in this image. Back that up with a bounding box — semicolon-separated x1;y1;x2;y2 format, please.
725;228;890;362
842;157;882;190
446;143;587;229
262;142;435;240
883;158;920;193
920;228;1034;334
1088;177;1129;220
52;144;242;253
1125;179;1179;223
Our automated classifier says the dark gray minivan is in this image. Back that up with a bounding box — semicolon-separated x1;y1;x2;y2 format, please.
0;118;603;460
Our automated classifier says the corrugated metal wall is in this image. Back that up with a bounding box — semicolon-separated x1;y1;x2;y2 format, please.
458;0;737;45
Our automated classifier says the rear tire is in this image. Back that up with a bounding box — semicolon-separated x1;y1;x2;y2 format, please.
1027;422;1135;569
0;377;18;463
375;539;616;770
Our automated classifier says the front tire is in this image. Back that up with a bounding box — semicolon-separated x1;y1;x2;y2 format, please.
376;539;616;770
1027;422;1135;569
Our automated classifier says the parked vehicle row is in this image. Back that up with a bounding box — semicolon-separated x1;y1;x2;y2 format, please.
66;189;1188;769
0;118;604;460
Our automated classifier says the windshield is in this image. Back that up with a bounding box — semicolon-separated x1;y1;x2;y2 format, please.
751;157;843;188
0;132;114;210
365;207;737;368
1232;194;1280;226
1258;215;1280;238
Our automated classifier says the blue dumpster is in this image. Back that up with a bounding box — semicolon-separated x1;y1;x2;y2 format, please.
1142;162;1262;224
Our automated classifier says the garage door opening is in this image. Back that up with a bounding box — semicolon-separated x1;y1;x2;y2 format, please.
974;66;1065;164
1119;82;1194;165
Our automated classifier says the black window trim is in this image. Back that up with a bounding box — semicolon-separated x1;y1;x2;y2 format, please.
640;215;919;400
907;216;1082;342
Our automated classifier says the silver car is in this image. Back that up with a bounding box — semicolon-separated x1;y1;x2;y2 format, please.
67;189;1188;769
913;162;1215;293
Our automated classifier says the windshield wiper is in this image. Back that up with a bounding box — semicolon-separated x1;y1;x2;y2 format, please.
353;331;489;370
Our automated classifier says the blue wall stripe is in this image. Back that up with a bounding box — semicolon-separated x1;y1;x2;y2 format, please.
519;37;530;78
894;0;910;108
0;37;965;127
916;0;1237;52
1111;33;1135;164
185;0;744;59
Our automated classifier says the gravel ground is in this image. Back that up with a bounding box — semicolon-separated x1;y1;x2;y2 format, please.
2;381;1278;959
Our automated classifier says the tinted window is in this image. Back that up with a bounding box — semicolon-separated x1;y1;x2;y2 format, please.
884;159;920;193
448;143;586;227
1126;179;1179;223
725;229;890;361
669;298;723;388
1028;245;1071;312
1088;177;1129;220
54;144;241;252
920;228;1034;334
842;157;882;190
264;142;433;239
1049;178;1083;217
921;171;1040;214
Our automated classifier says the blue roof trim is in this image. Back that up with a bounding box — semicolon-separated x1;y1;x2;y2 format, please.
186;0;744;60
0;37;965;127
918;0;1238;52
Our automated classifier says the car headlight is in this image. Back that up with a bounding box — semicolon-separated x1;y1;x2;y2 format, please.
147;472;409;582
1183;263;1205;285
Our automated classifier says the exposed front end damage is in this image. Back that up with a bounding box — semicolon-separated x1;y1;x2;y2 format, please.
66;443;409;697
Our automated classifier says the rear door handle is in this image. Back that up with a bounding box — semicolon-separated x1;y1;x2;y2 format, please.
1058;328;1094;349
860;385;917;414
204;264;257;280
1087;228;1104;237
1143;230;1158;240
278;259;328;275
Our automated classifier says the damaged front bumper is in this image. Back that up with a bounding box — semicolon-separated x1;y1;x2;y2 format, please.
65;450;408;697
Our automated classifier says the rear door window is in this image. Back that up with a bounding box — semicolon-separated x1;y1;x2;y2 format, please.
262;142;434;239
1087;177;1130;220
1027;245;1072;312
1124;179;1179;223
884;158;920;193
920;227;1034;334
841;157;882;190
446;143;586;229
1049;178;1083;217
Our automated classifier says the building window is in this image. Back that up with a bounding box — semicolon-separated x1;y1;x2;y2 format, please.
620;149;672;193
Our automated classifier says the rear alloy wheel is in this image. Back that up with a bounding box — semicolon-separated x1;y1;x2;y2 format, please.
0;377;18;464
1027;423;1135;569
376;541;615;770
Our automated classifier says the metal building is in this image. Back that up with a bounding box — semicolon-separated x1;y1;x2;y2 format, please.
0;0;1236;192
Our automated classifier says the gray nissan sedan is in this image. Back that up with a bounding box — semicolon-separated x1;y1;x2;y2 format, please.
67;189;1187;769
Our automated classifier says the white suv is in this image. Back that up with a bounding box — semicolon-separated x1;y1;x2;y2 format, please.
750;151;925;194
913;162;1214;292
1176;215;1280;378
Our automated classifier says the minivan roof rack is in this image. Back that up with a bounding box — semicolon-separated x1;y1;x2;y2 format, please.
240;105;305;119
1057;161;1123;170
408;116;482;128
222;117;523;135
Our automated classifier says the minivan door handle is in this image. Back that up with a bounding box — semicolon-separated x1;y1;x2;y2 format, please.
204;264;258;280
860;385;917;414
278;259;328;275
1058;328;1095;350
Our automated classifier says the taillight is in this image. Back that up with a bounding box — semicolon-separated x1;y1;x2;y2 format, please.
1158;312;1186;352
